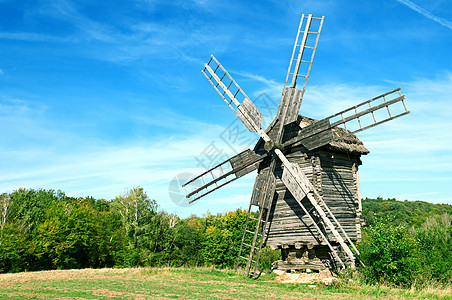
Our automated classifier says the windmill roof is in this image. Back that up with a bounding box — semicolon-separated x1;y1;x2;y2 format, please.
299;115;369;155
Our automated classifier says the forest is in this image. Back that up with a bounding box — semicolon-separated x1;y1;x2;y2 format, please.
0;188;450;287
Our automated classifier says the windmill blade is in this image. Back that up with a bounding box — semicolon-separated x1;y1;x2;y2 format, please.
283;88;410;150
183;149;267;203
202;55;273;144
276;14;324;127
284;14;324;91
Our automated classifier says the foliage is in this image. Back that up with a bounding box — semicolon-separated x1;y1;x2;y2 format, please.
1;188;450;292
201;226;234;268
258;246;281;271
358;219;419;286
201;208;256;269
0;223;31;273
415;214;452;284
358;213;452;287
362;197;452;227
172;217;204;266
33;197;110;270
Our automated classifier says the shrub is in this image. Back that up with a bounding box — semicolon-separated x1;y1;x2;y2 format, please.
415;214;452;284
358;219;419;286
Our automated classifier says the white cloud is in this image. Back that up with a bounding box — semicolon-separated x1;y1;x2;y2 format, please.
2;69;451;216
225;70;452;205
395;0;452;31
0;32;72;42
0;93;258;216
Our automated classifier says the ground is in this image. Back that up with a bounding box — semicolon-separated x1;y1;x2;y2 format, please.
0;267;450;299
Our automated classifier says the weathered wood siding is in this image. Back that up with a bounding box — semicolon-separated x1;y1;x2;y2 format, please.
265;146;362;248
318;150;362;242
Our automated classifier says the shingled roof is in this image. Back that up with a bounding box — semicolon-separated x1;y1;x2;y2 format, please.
299;115;369;155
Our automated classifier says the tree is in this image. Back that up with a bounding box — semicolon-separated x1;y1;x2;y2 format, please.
112;187;158;266
9;189;62;233
415;214;452;283
0;194;12;246
172;217;204;266
33;197;110;270
200;209;255;269
201;225;234;268
358;219;419;286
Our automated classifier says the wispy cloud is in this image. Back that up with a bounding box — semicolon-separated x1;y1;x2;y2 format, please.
0;92;254;216
2;71;451;215
0;32;73;42
25;0;233;64
41;0;115;43
234;71;283;99
219;69;452;205
395;0;452;31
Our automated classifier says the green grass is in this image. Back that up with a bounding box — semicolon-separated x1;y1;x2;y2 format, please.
0;267;450;299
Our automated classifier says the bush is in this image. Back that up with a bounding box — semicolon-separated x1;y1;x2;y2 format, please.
358;219;419;286
258;247;281;271
358;214;452;287
415;214;452;284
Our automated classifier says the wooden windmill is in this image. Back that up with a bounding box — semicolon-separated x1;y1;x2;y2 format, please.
182;13;409;277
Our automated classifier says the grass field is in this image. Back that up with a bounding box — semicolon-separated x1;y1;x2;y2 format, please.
0;267;450;299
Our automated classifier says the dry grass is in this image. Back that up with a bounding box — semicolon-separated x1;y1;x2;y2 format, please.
0;267;450;299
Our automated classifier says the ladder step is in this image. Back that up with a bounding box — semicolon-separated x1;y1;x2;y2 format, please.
308;31;320;34
243;243;252;248
249;217;258;221
305;46;315;49
245;229;261;235
241;257;258;263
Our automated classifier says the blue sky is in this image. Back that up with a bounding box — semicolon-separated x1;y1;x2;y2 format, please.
1;0;451;217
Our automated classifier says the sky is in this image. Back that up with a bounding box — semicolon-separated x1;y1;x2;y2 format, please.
1;0;451;218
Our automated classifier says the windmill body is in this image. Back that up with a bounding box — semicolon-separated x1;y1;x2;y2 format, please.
261;115;369;271
182;13;409;276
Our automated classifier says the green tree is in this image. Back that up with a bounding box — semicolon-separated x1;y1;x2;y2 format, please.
9;189;62;233
0;194;12;247
111;187;158;266
94;199;127;267
33;197;110;269
0;189;62;272
415;214;452;283
172;217;204;266
200;209;255;269
358;219;419;286
201;225;234;268
0;223;32;272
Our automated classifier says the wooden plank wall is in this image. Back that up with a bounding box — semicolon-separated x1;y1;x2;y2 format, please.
266;146;362;248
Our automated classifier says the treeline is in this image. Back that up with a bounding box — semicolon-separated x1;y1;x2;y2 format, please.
0;189;450;287
362;197;452;227
0;188;273;273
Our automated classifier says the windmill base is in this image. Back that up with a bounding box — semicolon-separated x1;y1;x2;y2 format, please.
272;245;346;272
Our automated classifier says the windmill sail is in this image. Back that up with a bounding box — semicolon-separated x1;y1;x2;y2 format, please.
183;149;266;203
284;88;410;150
202;55;263;134
277;14;324;126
